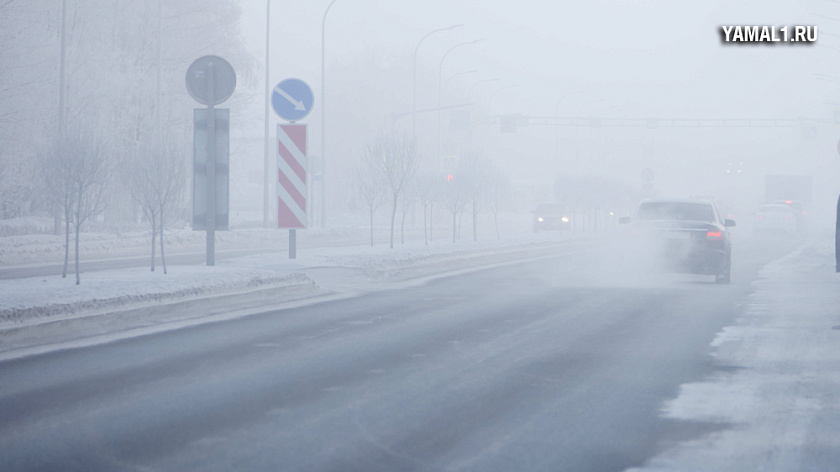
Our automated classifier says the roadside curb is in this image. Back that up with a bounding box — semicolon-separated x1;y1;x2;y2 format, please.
0;273;316;330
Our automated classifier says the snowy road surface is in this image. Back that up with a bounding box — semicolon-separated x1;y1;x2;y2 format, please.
0;236;807;471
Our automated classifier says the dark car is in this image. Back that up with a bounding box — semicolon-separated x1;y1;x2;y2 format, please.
533;204;571;232
619;199;736;284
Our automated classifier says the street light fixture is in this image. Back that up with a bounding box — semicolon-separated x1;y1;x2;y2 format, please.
412;24;462;138
466;78;499;103
486;84;518;111
443;69;477;97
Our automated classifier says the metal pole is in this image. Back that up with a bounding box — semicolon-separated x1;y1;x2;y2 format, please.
487;84;518;112
157;0;162;149
321;0;338;228
290;229;296;259
464;78;497;152
553;91;583;164
263;0;272;227
437;39;483;166
412;25;462;139
466;78;498;103
58;0;67;139
206;62;216;266
443;69;477;94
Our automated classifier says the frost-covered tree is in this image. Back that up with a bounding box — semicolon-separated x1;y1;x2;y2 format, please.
0;0;257;225
413;172;439;246
355;154;387;247
364;132;422;249
460;153;489;242
39;127;112;284
68;130;112;285
442;175;468;243
38;133;78;278
486;167;511;240
125;138;186;273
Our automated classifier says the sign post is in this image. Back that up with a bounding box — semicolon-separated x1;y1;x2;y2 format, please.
272;78;314;259
186;55;236;266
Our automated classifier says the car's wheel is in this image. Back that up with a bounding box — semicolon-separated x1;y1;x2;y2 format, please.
715;259;731;284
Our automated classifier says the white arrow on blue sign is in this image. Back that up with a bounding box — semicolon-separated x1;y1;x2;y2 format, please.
271;78;314;122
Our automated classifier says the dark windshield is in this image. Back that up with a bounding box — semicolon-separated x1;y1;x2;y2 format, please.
636;202;715;222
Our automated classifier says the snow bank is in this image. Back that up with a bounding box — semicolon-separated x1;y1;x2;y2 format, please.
628;239;840;471
0;265;315;330
0;235;589;333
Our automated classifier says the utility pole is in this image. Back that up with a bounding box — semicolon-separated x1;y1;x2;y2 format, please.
263;0;272;227
321;0;339;228
58;0;67;139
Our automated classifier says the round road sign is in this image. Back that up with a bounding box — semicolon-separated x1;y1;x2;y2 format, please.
185;55;236;106
272;78;314;122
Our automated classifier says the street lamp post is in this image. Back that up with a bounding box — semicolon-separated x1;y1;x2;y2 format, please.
486;84;518;111
476;84;517;154
263;0;272;227
553;91;584;162
466;78;498;103
463;78;498;150
412;25;462;139
443;69;477;95
320;0;339;228
437;39;484;163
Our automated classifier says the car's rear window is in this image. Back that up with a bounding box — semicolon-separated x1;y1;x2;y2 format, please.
637;202;715;222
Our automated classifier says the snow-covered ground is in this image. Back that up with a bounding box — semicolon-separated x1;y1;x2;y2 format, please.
0;233;593;338
629;240;840;471
0;224;366;266
0;211;545;266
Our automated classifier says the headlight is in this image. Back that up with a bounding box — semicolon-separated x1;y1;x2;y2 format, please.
561;217;569;223
537;217;544;222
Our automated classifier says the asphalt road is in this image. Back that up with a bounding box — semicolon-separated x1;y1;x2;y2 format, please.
0;236;799;472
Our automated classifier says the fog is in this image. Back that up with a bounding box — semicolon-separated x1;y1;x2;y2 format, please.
239;0;837;226
1;0;836;233
3;2;840;468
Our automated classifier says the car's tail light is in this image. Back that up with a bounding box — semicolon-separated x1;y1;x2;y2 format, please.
706;231;723;240
784;215;794;220
756;215;764;219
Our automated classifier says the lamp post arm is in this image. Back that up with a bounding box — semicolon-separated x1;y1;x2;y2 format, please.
412;24;462;137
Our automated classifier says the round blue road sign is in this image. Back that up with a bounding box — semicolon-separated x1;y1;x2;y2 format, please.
271;78;314;122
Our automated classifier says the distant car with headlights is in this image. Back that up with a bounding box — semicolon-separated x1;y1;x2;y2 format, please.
619;199;735;284
533;204;571;232
755;203;798;234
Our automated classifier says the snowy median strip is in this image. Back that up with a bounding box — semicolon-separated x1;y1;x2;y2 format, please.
0;237;593;332
0;267;317;330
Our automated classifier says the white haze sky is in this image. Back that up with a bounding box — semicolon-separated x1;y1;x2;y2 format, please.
238;0;840;219
242;0;828;117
